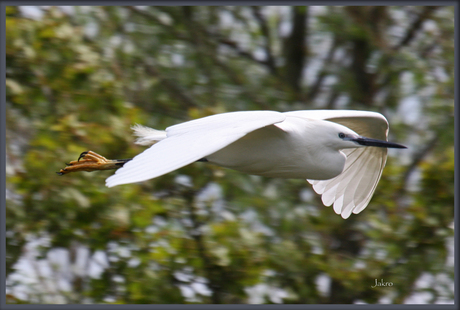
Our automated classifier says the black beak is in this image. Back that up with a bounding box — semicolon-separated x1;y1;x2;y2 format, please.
353;136;407;149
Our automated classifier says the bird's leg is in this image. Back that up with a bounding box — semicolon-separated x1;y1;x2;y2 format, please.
57;151;132;175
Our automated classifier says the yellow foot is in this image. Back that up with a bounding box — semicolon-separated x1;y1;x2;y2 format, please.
57;151;131;175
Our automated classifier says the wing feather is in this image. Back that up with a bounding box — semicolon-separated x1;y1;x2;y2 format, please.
106;111;285;187
303;110;389;218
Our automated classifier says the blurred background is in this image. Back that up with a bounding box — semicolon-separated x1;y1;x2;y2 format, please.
5;6;454;304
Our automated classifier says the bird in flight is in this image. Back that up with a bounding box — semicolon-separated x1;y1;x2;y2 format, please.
58;110;406;219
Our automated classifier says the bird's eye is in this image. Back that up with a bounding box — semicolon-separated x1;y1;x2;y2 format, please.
338;133;346;139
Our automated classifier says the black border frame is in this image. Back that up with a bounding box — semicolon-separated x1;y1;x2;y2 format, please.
1;2;457;309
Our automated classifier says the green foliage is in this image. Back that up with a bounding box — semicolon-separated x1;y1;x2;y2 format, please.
6;5;454;304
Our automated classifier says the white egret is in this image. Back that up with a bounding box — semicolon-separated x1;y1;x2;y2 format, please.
58;110;406;219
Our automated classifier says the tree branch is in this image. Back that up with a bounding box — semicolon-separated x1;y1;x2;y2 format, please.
392;6;439;51
251;6;277;76
283;6;307;92
127;6;289;94
306;36;338;101
400;133;438;192
212;58;270;109
143;63;199;110
125;6;188;41
183;189;223;304
326;88;340;109
181;7;218;106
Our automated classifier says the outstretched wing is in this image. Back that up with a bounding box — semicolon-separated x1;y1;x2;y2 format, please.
284;110;389;219
106;111;285;187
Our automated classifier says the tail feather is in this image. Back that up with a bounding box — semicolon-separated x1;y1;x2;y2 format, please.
131;124;167;146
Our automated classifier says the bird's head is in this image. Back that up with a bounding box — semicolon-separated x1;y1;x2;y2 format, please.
323;122;407;150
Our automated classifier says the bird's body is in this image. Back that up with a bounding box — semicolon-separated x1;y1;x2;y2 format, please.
59;110;406;219
206;118;347;180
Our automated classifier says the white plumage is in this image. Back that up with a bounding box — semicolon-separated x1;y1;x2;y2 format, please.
106;110;405;219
